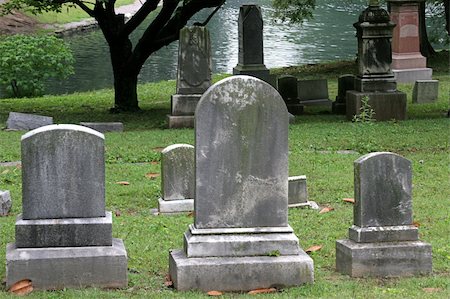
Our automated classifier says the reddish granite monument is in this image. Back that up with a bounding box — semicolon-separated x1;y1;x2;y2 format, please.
388;0;432;82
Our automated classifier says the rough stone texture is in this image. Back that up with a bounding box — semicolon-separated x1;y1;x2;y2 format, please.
168;26;211;129
232;5;270;83
170;249;314;292
412;80;439;103
278;75;303;115
288;176;308;206
354;152;412;228
170;76;314;292
79;122;123;133
346;90;407;121
161;144;194;201
388;0;432;83
195;76;288;229
6;238;128;290
184;229;301;258
0;190;12;216
21;124;105;220
15;212;113;248
333;75;355;114
336;239;432;277
298;79;332;106
6;112;53;131
336;152;432;277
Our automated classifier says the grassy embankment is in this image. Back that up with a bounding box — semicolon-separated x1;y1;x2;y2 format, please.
0;51;448;298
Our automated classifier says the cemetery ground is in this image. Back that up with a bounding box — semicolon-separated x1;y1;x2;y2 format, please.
0;53;448;298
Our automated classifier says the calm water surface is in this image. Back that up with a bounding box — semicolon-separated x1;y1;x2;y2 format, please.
46;0;365;95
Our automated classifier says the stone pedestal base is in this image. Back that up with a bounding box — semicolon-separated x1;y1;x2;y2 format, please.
336;239;432;277
286;103;304;115
332;101;346;115
393;68;433;83
158;198;194;214
169;249;313;291
233;64;271;83
346;91;407;121
6;238;128;290
167;115;194;129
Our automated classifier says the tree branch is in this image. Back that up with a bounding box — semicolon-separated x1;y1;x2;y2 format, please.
122;0;161;36
73;0;95;17
193;0;224;26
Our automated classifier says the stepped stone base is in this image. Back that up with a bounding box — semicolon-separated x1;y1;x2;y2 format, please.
169;249;314;291
6;238;128;290
336;239;432;277
158;198;194;214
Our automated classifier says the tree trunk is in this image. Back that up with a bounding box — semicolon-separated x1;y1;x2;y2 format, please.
109;37;141;112
419;2;436;57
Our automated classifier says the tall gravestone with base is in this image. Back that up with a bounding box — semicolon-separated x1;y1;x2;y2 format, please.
346;1;407;121
387;0;432;83
332;74;355;114
6;124;127;290
169;76;314;292
158;144;195;214
168;26;212;128
278;75;304;115
233;5;271;84
336;152;432;277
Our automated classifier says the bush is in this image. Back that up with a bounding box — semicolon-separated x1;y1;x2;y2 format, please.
0;34;74;98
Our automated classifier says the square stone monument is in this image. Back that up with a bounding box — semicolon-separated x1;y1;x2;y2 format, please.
6;112;53;131
288;176;318;209
298;79;333;107
6;124;127;290
346;1;407;121
232;5;271;84
158;144;195;214
169;76;314;292
168;26;212;128
387;0;432;83
277;75;304;115
336;152;432;277
412;80;439;103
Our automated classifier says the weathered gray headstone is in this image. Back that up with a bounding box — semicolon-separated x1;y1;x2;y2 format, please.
232;5;271;84
158;144;194;214
168;26;212;128
278;75;303;115
170;76;313;292
21;125;105;219
6;124;127;290
79;122;124;133
332;74;355;114
288;176;317;209
298;79;332;107
412;80;439;104
336;152;432;277
0;190;12;216
6;112;53;131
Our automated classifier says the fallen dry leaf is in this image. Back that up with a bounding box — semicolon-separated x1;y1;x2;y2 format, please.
248;288;276;294
116;181;130;185
150;161;159;165
343;198;355;204
115;210;122;217
413;221;421;227
187;211;194;217
152;147;165;152
164;274;173;287
145;173;160;179
319;207;334;214
207;290;223;296
9;279;33;295
305;245;323;254
1;169;10;175
422;287;442;293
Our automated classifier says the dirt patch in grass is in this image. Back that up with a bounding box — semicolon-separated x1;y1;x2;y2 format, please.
0;11;43;35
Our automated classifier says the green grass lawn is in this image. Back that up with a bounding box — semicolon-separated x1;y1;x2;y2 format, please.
0;55;448;298
26;0;135;24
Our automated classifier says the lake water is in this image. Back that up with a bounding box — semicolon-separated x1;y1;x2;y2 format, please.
46;0;365;95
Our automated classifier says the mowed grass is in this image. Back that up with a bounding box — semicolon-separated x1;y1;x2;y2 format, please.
0;54;449;298
25;0;135;24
